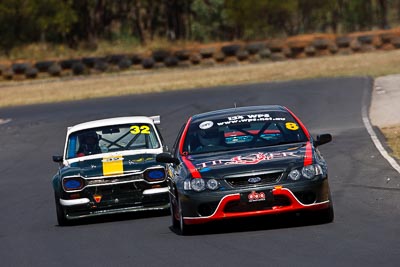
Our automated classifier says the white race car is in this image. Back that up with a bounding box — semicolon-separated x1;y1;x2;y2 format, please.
52;116;169;225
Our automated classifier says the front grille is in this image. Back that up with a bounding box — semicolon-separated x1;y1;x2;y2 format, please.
224;195;291;213
225;171;283;188
86;174;143;186
85;181;168;206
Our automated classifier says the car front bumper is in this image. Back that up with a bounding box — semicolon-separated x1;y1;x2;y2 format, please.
60;187;169;220
179;179;331;225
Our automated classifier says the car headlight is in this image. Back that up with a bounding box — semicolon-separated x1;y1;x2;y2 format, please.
62;177;85;191
288;164;323;181
144;168;166;182
184;178;220;191
190;178;206;192
288;169;301;181
206;179;219;190
302;165;316;179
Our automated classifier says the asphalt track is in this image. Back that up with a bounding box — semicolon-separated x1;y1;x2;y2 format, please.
1;77;400;266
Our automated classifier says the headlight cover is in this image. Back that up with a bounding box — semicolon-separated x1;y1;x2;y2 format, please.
288;169;301;181
62;176;86;192
191;178;206;192
144;168;166;182
206;179;219;190
184;178;220;192
288;164;323;181
302;165;316;179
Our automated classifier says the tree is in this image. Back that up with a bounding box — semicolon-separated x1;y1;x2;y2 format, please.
191;0;229;41
0;0;76;54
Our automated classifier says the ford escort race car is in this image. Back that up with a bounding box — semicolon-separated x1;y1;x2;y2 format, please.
156;105;334;234
52;116;169;225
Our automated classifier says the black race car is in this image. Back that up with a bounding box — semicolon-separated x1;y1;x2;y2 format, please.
157;105;333;234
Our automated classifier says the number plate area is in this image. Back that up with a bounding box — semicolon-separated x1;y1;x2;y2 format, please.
240;190;273;203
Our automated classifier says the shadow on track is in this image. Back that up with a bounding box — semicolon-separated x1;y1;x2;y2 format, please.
53;209;170;227
169;212;333;236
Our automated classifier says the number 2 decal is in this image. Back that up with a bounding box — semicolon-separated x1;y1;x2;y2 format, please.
130;125;150;134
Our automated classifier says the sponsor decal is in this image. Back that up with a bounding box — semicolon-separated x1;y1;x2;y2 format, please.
217;114;286;126
196;151;299;168
248;191;266;202
128;157;154;165
199;121;214;130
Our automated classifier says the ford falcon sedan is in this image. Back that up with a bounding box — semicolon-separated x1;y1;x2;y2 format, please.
156;105;333;234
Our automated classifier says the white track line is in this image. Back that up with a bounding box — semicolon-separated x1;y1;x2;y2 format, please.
362;85;400;174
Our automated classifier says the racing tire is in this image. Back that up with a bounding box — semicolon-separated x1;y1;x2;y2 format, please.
177;196;192;235
170;194;179;229
55;194;70;226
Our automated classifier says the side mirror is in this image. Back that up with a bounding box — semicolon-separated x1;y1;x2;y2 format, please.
52;155;63;163
156;152;180;165
314;134;332;147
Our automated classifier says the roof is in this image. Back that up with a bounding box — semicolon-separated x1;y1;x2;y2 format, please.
191;105;287;122
67;116;156;134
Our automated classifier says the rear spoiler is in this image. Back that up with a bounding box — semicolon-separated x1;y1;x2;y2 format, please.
149;115;161;125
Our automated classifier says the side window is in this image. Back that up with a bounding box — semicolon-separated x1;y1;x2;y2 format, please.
172;123;186;157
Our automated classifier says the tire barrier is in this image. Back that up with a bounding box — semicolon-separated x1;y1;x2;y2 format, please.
12;63;31;75
245;42;266;55
34;60;55;72
199;47;216;59
190;53;201;65
118;58;132;70
152;50;170;62
48;63;62;76
130;54;143;65
174;50;190;61
93;59;108;72
221;44;242;57
71;62;86;75
141;58;155;69
3;28;400;81
164;56;179;67
25;67;38;79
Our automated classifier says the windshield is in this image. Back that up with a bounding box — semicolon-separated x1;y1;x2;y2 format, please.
182;111;308;154
66;123;160;159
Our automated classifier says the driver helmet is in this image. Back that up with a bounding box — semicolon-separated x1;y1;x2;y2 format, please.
198;128;221;146
78;132;100;154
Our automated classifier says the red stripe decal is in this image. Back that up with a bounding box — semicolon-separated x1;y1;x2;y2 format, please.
179;117;192;155
304;141;313;166
182;156;202;178
178;117;201;178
